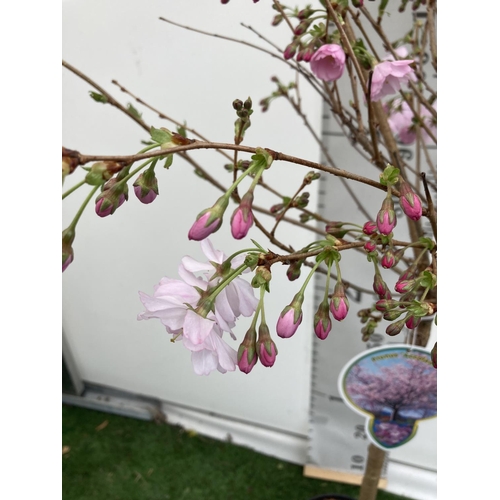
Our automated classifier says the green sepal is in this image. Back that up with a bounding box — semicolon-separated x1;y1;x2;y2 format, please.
163;154;173;169
150;126;172;144
380;164;400;187
251;148;273;170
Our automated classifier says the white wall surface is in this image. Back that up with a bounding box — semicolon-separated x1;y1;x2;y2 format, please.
63;0;322;438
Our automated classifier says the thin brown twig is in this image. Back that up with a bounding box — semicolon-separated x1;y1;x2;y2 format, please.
62;60;150;133
67;141;411;199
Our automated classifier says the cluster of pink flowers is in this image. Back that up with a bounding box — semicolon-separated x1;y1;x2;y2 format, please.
373;421;413;446
388;98;437;145
137;239;258;375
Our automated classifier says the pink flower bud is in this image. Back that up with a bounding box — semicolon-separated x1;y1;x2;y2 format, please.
294;19;311;36
314;301;332;340
376;197;397;235
395;278;417;294
230;192;254;240
330;281;350;321
62;227;75;273
405;315;421;329
133;171;159;205
237;326;258;374
363;221;378;235
237;346;257;374
256;323;278;367
276;308;302;338
310;44;346;82
276;294;304;338
188;212;222;241
381;248;396;269
399;178;422;221
373;273;391;299
188;196;229;241
283;42;297;60
301;46;314;62
364;241;377;253
95;178;128;217
62;253;74;272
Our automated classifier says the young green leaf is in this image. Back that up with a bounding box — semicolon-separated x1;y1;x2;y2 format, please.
89;91;108;104
127;103;142;120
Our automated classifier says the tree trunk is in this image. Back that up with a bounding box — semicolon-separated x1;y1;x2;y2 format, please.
357;319;432;499
358;444;386;500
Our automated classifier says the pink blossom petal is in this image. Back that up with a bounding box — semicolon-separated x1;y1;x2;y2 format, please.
191;349;219;375
183;309;215;345
201;238;225;264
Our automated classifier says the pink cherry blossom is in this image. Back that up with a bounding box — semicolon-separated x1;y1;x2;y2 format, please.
310;44;346;82
183;324;238;375
138;239;258;375
388;99;436;145
370;60;416;102
179;239;258;332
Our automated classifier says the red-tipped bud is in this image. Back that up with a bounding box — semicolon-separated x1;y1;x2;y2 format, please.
188;195;229;241
283;42;298;60
399;178;422;221
95;178;128;217
256;323;278;367
276;293;304;338
376;197;397;235
133;169;159;205
301;46;315;62
363;221;378;235
352;0;364;7
381;248;396;269
314;301;332;340
286;259;304;282
386;318;406;336
373;273;392;299
395;277;417;294
297;7;314;19
237;326;258;374
294;19;312;36
230;192;254;240
330;281;350;321
62;227;76;272
405;315;421;329
364;241;377;253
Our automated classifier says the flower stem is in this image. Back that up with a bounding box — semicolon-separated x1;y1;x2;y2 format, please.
67;185;100;229
62;179;86;200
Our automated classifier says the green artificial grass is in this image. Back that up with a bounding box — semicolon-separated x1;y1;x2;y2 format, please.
62;404;415;500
